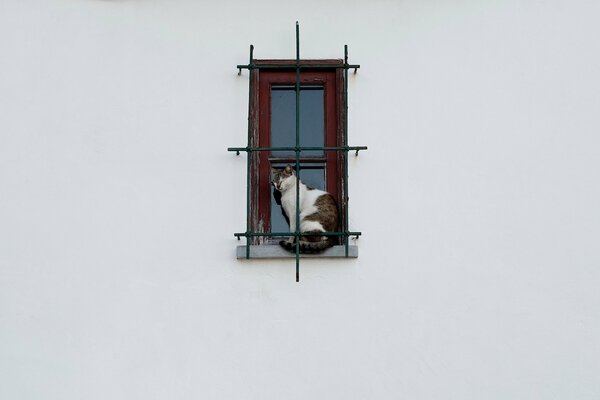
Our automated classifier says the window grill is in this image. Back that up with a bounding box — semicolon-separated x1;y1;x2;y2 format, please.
229;22;367;282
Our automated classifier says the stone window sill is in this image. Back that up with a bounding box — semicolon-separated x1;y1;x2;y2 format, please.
236;245;358;259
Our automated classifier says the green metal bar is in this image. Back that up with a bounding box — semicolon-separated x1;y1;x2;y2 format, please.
295;21;301;282
235;231;362;238
237;64;360;71
245;45;254;259
238;45;256;74
246;152;251;259
228;146;367;154
344;45;349;257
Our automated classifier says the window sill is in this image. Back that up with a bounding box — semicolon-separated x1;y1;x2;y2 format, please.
236;245;358;259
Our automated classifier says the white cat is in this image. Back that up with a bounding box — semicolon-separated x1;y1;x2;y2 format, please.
271;165;338;253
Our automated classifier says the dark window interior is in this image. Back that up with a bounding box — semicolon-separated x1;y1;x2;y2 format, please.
270;87;324;157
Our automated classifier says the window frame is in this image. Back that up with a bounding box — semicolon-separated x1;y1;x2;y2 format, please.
248;59;347;245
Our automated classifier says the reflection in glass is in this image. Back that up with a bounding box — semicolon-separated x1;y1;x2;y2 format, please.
271;87;324;157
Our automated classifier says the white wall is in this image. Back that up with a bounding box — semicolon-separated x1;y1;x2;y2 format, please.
1;1;599;399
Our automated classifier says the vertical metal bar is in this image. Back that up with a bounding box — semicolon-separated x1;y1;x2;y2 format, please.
246;150;251;259
344;45;349;257
246;45;254;259
295;22;301;282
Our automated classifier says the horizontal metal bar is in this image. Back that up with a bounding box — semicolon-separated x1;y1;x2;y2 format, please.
228;146;367;153
237;64;360;70
234;231;362;238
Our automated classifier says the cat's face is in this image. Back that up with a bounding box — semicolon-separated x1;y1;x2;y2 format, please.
271;165;295;191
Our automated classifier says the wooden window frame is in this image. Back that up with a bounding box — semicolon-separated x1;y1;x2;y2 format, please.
248;60;347;245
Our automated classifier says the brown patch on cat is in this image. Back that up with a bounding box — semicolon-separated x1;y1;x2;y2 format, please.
304;194;338;232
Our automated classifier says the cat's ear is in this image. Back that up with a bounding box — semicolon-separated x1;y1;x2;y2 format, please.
284;164;294;175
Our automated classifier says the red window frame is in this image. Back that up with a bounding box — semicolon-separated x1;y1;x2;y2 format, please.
249;60;346;244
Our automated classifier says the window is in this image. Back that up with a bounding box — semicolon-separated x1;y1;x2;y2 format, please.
252;62;344;244
230;23;365;281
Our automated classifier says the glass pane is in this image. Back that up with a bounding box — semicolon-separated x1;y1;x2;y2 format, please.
270;165;325;233
271;87;324;157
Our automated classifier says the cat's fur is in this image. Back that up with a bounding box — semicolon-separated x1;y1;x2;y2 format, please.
271;165;338;253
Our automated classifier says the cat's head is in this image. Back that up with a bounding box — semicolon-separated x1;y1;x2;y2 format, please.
271;164;296;192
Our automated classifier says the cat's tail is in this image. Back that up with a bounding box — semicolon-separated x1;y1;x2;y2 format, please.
279;231;335;253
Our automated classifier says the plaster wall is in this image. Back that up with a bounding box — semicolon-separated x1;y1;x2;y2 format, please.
1;1;599;399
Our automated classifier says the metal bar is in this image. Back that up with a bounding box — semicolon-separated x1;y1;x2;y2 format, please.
246;151;251;259
238;45;255;74
344;45;349;257
228;146;367;153
245;45;254;259
235;231;362;238
295;21;301;282
237;64;360;70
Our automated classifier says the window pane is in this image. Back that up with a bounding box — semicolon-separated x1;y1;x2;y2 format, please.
271;87;324;157
270;165;325;233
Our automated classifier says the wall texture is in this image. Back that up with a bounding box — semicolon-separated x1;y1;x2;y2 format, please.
1;1;599;399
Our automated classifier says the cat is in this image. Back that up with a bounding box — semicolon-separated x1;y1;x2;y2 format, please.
271;165;339;253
